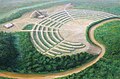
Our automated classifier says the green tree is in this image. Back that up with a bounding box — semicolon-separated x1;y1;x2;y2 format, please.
0;32;18;67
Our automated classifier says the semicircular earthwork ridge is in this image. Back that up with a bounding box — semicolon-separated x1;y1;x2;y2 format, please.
30;9;117;57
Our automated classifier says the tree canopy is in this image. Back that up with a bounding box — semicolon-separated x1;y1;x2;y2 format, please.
0;32;18;67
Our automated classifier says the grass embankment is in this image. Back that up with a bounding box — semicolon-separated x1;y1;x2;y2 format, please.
22;24;34;30
59;20;120;79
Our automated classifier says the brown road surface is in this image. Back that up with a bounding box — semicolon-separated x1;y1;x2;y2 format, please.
0;18;119;79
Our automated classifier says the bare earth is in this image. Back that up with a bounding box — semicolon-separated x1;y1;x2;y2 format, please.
59;19;101;55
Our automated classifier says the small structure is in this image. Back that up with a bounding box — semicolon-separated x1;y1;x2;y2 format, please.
4;23;14;29
30;10;48;19
64;3;74;9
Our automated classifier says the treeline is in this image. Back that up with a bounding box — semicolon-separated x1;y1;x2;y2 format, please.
86;17;120;45
58;56;120;79
94;20;120;56
0;32;18;71
0;32;96;74
0;10;28;24
58;20;120;79
13;32;95;74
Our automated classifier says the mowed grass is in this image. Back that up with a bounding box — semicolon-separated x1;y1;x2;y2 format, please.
58;20;120;79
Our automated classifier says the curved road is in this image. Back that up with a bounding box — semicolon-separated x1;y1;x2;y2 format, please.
0;18;119;79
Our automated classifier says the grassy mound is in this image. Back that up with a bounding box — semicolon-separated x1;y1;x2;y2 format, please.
58;20;120;79
23;24;34;30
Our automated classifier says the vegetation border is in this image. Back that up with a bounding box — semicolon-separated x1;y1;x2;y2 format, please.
86;16;120;46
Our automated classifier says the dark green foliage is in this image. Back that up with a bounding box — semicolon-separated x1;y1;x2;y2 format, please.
0;32;18;70
10;32;95;74
86;17;120;45
23;24;34;30
95;20;120;55
0;77;14;79
59;20;120;79
0;31;95;74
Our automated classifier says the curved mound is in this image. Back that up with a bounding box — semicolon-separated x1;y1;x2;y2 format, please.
30;9;116;56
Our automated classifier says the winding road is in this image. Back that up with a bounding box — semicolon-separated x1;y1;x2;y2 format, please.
0;18;120;79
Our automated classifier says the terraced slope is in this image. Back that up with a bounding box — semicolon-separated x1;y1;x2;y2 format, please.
30;9;116;56
0;9;118;79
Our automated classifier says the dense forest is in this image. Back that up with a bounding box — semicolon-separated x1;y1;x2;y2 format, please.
58;20;120;79
0;77;13;79
0;32;18;71
14;32;95;73
0;32;96;74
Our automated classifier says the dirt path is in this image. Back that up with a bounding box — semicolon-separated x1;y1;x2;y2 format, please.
0;18;119;79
